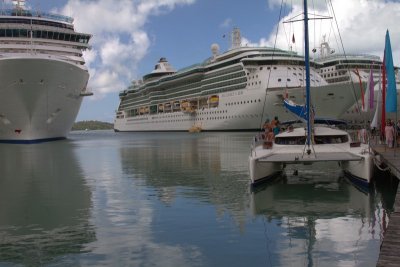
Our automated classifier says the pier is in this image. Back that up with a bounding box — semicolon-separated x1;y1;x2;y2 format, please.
372;144;400;267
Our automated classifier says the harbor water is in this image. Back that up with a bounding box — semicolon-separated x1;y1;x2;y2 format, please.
0;131;397;267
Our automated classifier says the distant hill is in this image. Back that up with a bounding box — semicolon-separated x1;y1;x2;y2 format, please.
72;120;114;131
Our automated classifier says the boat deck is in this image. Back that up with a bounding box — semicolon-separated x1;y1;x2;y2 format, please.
257;151;362;163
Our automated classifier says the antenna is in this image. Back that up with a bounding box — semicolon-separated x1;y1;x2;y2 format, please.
12;0;26;10
230;27;241;50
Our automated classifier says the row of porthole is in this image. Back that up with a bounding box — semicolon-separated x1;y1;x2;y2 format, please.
248;81;262;86
321;71;347;78
128;114;261;124
226;99;262;106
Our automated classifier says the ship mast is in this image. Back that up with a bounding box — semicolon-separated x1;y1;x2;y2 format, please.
12;0;26;9
303;0;312;154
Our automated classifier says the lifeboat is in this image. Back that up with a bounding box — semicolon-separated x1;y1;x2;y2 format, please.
181;100;189;109
209;95;219;104
164;102;172;112
139;106;145;115
173;101;180;109
208;95;219;107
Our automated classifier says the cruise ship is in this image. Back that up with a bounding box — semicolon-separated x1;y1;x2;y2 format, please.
114;28;362;132
0;1;92;143
314;38;400;123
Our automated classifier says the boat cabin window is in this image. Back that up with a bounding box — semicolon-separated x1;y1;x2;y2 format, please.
275;136;306;145
314;135;348;144
275;134;348;145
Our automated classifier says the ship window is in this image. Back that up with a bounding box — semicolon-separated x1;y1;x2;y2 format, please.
287;78;291;81
278;78;282;82
260;67;263;70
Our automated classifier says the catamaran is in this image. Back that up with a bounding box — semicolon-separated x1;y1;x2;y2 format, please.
249;0;374;187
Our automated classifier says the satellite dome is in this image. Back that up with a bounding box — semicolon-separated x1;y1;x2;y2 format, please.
211;43;220;56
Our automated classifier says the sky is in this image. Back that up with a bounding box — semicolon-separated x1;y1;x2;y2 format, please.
10;0;400;122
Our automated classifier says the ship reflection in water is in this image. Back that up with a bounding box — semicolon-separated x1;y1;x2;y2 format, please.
0;141;94;266
0;131;396;266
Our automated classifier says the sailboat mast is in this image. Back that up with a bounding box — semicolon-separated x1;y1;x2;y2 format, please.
303;0;312;152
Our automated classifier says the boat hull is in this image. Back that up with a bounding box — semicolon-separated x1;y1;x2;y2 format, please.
341;150;374;186
249;153;283;185
249;127;374;186
0;57;89;143
115;83;358;132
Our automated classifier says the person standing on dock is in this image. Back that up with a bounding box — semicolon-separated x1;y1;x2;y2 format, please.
385;121;395;148
397;120;400;147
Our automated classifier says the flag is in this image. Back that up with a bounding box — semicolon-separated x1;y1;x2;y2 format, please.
371;72;381;129
292;33;295;43
355;68;365;111
368;69;374;109
384;30;397;113
381;53;386;138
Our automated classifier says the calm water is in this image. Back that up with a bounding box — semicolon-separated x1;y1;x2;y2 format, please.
0;130;397;267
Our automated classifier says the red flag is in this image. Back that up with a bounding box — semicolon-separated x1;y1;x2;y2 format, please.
355;68;365;111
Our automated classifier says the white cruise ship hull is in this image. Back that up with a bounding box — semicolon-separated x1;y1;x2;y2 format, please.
0;56;89;143
114;83;358;132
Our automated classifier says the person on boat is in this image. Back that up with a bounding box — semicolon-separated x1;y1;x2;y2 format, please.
263;119;274;141
271;116;280;136
385;121;395;148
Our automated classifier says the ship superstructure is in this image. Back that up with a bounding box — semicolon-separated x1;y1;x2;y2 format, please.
0;0;92;142
314;37;400;123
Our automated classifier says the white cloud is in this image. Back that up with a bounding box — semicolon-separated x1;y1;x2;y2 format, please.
257;0;400;64
59;0;195;99
220;18;233;28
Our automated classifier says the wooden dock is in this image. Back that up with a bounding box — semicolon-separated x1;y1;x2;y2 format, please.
372;144;400;267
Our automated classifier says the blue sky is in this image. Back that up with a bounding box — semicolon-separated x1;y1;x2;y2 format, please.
13;0;400;122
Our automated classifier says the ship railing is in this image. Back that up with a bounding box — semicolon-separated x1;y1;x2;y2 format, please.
0;9;73;23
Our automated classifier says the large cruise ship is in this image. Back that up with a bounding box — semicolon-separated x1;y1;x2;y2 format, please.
0;1;92;143
314;38;400;123
114;28;362;132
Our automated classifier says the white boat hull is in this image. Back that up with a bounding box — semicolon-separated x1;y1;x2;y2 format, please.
341;150;374;185
115;83;358;132
249;153;283;184
249;127;374;186
0;57;89;142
